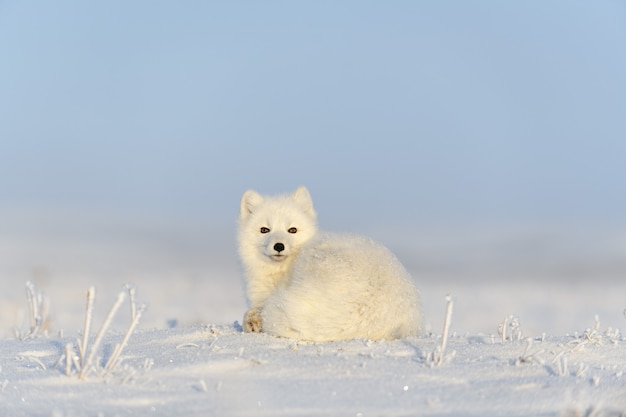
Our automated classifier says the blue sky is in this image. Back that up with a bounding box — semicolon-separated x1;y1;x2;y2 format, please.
1;1;625;233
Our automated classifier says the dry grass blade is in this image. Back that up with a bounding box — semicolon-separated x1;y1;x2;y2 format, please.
17;282;50;340
427;295;454;367
79;287;95;368
105;304;145;372
78;291;126;380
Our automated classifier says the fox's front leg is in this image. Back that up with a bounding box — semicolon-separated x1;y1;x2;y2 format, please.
243;307;263;333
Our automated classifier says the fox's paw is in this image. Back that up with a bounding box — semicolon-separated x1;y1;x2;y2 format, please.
244;308;263;333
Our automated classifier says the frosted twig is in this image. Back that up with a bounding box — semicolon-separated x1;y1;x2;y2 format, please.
126;284;137;321
79;287;95;368
79;291;126;380
105;304;145;371
65;344;73;376
59;285;146;381
427;295;455;367
498;315;522;343
500;316;507;342
566;316;606;351
19;282;49;339
26;282;40;334
440;295;453;356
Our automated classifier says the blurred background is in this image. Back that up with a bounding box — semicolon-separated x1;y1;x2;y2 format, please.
1;1;625;338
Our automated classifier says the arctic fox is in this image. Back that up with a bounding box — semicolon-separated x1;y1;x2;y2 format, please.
238;186;421;342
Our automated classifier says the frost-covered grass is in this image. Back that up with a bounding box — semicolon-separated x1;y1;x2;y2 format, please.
2;322;626;417
69;285;145;380
1;283;626;417
13;282;49;340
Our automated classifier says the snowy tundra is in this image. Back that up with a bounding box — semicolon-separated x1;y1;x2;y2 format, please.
238;186;421;342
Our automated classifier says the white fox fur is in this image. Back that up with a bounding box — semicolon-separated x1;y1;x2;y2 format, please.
238;186;421;342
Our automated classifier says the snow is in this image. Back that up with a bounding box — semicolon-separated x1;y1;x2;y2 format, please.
2;227;626;416
2;323;626;416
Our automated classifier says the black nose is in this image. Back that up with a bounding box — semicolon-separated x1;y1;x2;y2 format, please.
273;243;285;253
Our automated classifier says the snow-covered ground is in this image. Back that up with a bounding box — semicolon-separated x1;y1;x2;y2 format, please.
1;222;626;416
2;323;626;416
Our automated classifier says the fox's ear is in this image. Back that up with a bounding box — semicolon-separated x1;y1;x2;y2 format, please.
292;186;316;216
240;190;263;219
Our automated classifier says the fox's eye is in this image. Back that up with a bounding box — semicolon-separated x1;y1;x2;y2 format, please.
260;227;270;234
288;227;297;234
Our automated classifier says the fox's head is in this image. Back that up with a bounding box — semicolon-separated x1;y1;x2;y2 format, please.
238;186;318;267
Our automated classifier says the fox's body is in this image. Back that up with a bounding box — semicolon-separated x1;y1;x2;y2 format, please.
238;187;421;342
